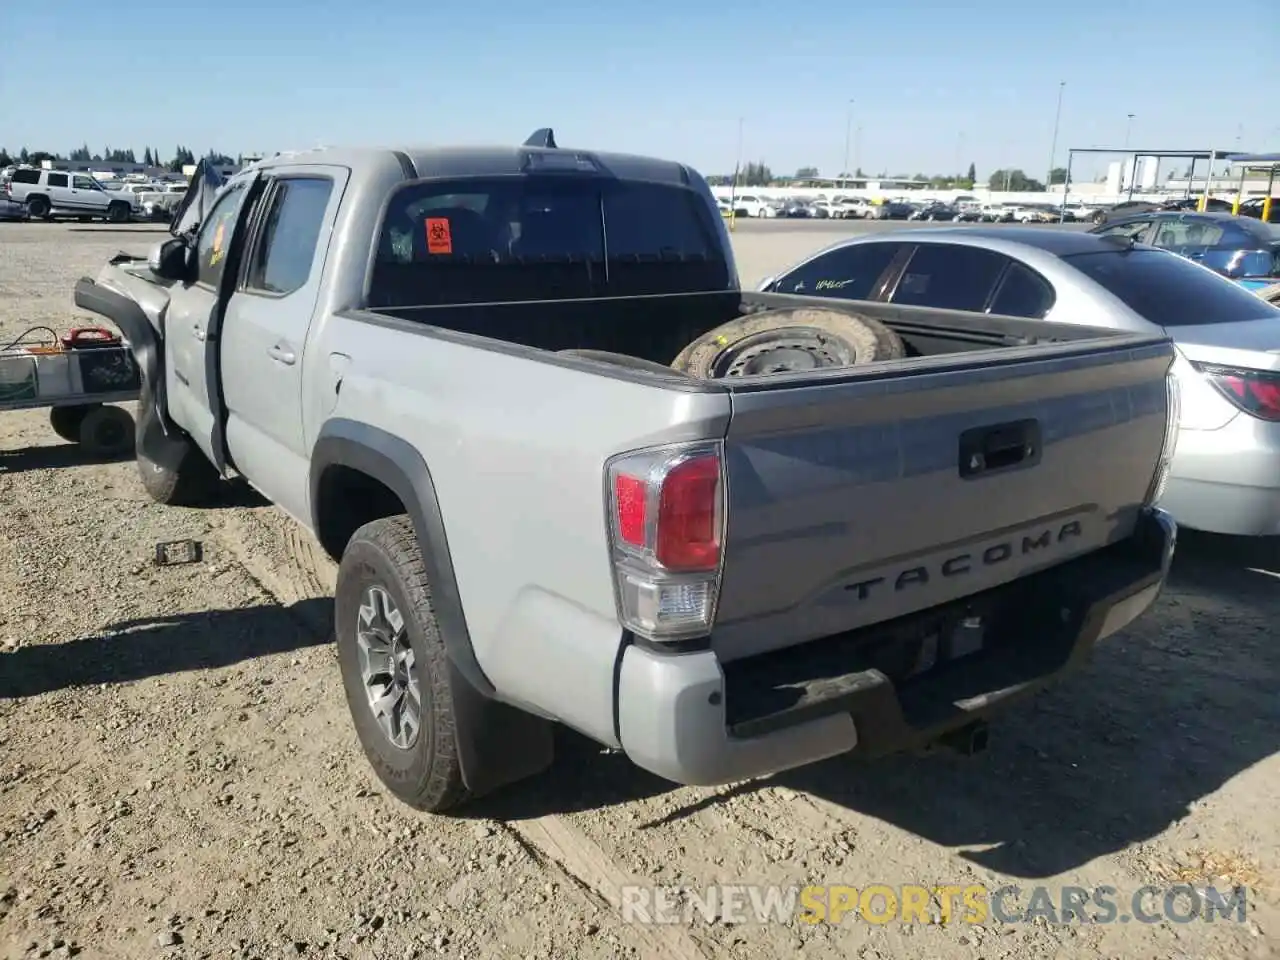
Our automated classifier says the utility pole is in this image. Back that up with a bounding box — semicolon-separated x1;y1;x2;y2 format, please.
842;100;854;188
729;117;744;232
1123;113;1135;148
1047;80;1065;191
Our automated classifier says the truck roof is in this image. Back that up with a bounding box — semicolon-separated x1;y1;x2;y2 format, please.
242;143;698;187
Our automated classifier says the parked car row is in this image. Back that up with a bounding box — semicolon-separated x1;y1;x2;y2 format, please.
0;166;188;223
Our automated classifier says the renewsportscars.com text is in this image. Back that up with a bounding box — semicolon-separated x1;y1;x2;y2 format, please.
619;883;1250;926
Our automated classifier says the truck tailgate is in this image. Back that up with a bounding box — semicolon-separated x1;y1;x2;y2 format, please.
712;337;1174;662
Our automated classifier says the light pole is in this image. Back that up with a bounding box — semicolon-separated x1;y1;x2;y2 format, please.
842;100;854;188
1124;114;1136;198
729;116;744;231
1047;80;1065;191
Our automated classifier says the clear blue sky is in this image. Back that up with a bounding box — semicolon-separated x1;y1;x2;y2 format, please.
4;0;1277;181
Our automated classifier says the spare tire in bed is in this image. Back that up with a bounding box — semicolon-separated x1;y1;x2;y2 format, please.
1257;281;1280;307
556;348;692;378
670;307;906;379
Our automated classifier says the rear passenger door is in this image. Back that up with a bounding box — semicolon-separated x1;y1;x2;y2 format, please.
767;241;905;300
43;172;72;209
885;243;1008;312
218;167;347;523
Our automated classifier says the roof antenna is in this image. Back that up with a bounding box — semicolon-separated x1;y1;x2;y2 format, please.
523;128;557;149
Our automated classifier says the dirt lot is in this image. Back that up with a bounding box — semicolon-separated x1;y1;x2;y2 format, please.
2;221;1278;960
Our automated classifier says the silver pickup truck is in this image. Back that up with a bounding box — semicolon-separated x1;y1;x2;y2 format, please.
73;133;1178;813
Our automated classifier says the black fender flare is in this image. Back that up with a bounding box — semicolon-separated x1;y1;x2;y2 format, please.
72;276;192;471
310;419;554;795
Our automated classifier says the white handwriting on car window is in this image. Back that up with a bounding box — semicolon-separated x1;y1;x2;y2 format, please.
815;278;853;290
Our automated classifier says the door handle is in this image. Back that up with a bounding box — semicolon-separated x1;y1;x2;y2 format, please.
192;324;206;342
958;419;1042;478
268;343;297;365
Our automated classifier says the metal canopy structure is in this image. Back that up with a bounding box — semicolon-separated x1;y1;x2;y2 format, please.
1223;153;1280;220
1061;146;1248;216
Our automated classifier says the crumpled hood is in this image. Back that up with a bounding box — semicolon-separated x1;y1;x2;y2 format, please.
169;159;226;238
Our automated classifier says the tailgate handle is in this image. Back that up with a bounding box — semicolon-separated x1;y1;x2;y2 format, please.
959;419;1041;478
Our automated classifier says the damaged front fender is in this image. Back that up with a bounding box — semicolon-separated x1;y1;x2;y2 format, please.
72;274;191;472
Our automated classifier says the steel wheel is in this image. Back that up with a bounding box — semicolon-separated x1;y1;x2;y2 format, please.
357;584;422;750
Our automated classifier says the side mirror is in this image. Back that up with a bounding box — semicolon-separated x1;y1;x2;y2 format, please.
149;237;191;282
757;275;776;292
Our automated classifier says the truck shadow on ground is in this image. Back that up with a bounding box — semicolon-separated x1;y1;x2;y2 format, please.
479;533;1280;880
0;599;331;699
0;442;136;473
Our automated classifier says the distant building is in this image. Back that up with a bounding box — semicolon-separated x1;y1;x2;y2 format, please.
40;158;167;178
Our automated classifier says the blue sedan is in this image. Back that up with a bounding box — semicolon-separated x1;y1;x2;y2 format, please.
1089;211;1280;292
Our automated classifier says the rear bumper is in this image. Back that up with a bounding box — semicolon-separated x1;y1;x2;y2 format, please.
616;507;1176;787
1164;414;1280;536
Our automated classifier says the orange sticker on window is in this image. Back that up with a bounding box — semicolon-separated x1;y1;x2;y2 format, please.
425;217;453;254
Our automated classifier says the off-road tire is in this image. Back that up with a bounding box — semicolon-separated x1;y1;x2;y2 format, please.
557;348;689;378
136;443;222;506
106;201;131;224
27;196;51;219
335;515;469;813
49;404;93;444
77;405;135;458
671;307;906;379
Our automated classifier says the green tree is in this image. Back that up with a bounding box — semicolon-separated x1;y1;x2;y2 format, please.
69;144;93;162
1047;167;1069;185
168;146;196;172
0;148;11;167
965;162;977;187
735;161;773;187
795;166;819;179
988;168;1046;192
27;150;59;165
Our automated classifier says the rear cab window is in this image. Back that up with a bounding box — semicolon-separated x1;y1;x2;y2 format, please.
1065;248;1276;325
368;176;730;307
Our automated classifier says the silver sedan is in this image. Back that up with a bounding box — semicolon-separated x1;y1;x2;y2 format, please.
758;227;1280;537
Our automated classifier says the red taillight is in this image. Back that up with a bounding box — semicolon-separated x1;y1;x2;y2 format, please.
606;442;725;642
1196;363;1280;422
656;455;721;571
614;473;648;547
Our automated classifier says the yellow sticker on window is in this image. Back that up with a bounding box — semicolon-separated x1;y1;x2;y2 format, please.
209;221;226;267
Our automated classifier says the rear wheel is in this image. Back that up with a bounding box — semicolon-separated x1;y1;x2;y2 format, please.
27;196;50;219
671;307;906;379
107;201;130;224
49;404;93;443
335;515;470;813
77;405;134;458
136;442;222;506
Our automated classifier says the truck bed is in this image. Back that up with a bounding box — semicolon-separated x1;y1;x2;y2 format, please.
369;289;1112;372
348;289;1173;666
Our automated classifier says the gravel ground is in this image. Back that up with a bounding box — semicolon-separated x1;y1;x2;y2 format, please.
1;221;1278;960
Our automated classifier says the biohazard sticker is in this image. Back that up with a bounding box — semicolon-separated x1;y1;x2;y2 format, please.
425;217;453;255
